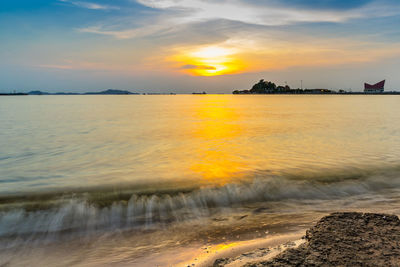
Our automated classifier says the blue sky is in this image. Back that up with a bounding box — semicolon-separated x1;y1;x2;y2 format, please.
1;0;400;92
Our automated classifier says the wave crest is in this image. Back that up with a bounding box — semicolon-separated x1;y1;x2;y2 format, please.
1;166;400;244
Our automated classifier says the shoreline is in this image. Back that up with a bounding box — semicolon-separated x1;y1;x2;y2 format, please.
177;232;305;267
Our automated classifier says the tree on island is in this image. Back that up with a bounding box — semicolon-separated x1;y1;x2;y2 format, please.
250;79;276;93
233;79;291;94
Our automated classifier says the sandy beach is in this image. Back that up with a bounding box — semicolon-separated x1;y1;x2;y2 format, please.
177;233;305;267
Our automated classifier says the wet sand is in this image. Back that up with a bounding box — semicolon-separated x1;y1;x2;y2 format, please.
127;233;304;267
178;233;305;267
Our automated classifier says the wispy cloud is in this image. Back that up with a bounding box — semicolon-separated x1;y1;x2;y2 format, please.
77;0;400;44
59;0;120;10
35;60;135;72
78;24;167;39
135;0;399;26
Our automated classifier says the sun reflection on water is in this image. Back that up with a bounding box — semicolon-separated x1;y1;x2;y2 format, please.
189;96;247;184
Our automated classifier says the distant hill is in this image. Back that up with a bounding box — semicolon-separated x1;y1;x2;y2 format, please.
84;89;138;95
28;91;50;95
26;89;139;95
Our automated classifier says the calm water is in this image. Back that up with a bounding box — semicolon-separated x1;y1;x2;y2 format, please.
1;95;400;266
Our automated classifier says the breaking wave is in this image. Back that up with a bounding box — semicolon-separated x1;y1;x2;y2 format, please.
1;166;400;245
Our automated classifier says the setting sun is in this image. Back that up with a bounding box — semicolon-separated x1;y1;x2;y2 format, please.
171;45;245;76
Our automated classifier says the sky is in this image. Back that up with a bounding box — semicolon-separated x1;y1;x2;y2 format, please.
1;0;400;93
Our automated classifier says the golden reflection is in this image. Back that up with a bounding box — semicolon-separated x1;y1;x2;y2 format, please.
214;242;238;251
189;96;246;184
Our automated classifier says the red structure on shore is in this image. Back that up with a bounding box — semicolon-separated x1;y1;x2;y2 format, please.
364;80;385;93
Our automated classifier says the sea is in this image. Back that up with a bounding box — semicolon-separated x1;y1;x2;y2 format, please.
1;95;400;266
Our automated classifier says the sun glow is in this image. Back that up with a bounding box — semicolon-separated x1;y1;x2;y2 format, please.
172;45;245;76
191;46;233;58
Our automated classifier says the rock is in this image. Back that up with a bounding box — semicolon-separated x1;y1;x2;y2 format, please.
246;212;400;267
213;258;231;267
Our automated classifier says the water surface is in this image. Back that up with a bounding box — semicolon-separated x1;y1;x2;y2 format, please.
1;95;400;266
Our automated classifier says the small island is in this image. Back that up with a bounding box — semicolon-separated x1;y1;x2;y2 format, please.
233;79;334;95
233;79;399;95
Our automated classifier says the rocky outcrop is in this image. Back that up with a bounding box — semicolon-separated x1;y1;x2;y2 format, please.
247;212;400;267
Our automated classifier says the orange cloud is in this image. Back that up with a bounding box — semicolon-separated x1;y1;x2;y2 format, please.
166;38;400;77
